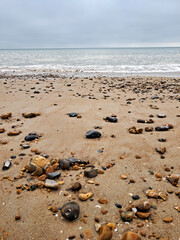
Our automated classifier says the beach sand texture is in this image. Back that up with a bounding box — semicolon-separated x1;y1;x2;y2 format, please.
0;75;180;240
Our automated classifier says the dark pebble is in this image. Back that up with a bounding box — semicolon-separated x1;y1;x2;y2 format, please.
115;203;122;208
84;169;98;178
30;185;37;191
59;159;70;170
47;172;61;179
25;133;39;141
105;116;118;123
132;195;140;200
69;112;78;117
158;138;167;142
11;155;16;159
155;126;169;131
85;130;101;139
61;202;80;221
19;153;26;156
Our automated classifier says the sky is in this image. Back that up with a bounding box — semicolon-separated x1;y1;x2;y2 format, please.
0;0;180;49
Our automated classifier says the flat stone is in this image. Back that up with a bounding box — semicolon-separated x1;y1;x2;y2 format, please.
69;112;78;117
163;217;173;223
136;212;151;219
47;172;61;179
86;130;101;139
157;114;166;118
44;179;59;189
155;126;169;131
21;144;30;149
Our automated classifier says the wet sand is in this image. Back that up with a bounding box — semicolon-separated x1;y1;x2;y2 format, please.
0;74;180;240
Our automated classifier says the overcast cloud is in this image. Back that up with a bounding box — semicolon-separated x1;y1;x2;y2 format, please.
0;0;180;48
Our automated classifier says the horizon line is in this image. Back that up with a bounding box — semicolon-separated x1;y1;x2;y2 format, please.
0;46;180;50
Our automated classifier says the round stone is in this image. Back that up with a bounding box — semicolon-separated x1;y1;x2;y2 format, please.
61;202;80;221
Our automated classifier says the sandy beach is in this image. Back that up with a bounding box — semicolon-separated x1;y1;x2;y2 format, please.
0;74;180;240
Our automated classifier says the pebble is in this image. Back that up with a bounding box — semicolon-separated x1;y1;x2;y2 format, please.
98;198;107;204
158;138;167;142
44;179;59;189
21;144;30;149
129;126;143;134
136;211;151;219
120;174;128;179
31;155;49;169
137;201;151;211
2;160;11;170
15;215;21;221
163;217;173;223
48;206;58;213
155;126;169;131
145;127;153;132
59;159;70;170
156;147;166;154
105;116;117;123
157;114;166;118
0;128;5;133
98;225;112;240
120;211;134;222
1;112;12;119
78;192;93;201
72;182;82;191
132;195;140;200
23;112;40;118
121;231;141;240
95;223;101;232
167;174;179;186
84;169;98;178
45;165;55;174
61;202;80;221
7;131;21;136
85;130;101;139
115;203;122;208
25;133;39;141
146;189;158;198
69;112;78;117
47;172;61;179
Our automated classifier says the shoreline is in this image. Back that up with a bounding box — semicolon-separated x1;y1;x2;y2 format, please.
0;75;180;240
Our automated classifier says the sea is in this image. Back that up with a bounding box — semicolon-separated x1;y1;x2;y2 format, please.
0;47;180;77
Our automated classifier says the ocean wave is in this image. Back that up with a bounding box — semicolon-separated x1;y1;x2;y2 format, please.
0;64;180;77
